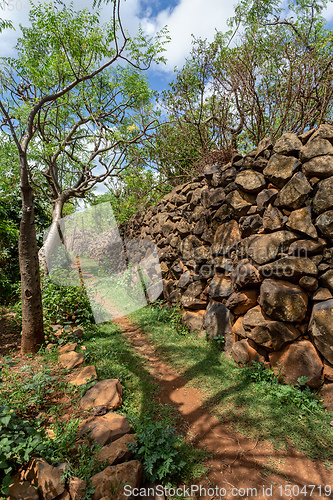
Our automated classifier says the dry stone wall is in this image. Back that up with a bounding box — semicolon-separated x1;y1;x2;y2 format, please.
121;124;333;389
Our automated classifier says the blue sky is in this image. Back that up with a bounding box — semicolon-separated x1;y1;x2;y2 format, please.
2;0;333;93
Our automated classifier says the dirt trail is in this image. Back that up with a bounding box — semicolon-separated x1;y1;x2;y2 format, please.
114;316;333;500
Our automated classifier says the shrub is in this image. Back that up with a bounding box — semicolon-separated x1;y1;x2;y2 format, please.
128;418;186;482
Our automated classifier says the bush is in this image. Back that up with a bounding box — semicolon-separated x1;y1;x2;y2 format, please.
42;277;94;326
128;418;186;483
0;405;45;495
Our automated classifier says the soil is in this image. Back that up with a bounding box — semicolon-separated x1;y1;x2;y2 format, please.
115;316;333;500
1;310;332;500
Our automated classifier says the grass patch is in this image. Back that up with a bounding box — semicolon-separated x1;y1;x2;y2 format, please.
130;303;333;463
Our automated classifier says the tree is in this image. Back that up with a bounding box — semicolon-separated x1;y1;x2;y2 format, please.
0;0;168;353
156;0;333;170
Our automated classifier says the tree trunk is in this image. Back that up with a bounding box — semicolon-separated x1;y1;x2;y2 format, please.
38;198;65;278
19;152;44;353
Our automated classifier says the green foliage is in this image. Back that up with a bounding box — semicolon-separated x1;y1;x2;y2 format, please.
128;418;186;483
0;405;44;495
241;361;324;415
42;277;94;326
148;301;190;336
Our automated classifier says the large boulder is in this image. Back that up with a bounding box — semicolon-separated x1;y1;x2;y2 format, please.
315;210;333;242
97;434;137;466
273;132;302;156
259;257;317;280
246;231;298;265
231;339;266;366
212;220;241;256
308;299;333;365
180;282;206;309
263;154;300;188
231;259;261;289
225;289;259;315
300;137;333;162
242;305;300;351
79;379;122;411
208;275;233;300
302;155;333;179
24;459;66;500
234;170;266;193
269;340;323;388
274;172;312;210
259;279;308;322
79;413;130;446
286;207;317;239
312;176;333;215
182;310;206;332
91;460;142;500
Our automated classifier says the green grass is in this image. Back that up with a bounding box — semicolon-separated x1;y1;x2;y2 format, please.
130;303;333;463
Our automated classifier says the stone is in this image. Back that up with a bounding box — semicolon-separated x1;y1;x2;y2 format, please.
315;210;333;242
212;220;241;256
312;288;333;301
288;238;326;256
231;259;261;289
58;351;84;370
182;310;206;332
323;362;333;383
299;276;318;292
69;366;97;386
285;207;318;239
225;190;252;217
312;176;333;215
255;137;274;158
234;170;266;193
273;132;302;156
263;154;301;188
308;299;333;364
24;459;66;500
269;340;323;388
231;339;266;366
177;220;191;236
274;172;312;210
204;300;232;341
232;316;247;338
209;187;226;207
242;305;300;351
97;434;137;465
177;271;192;289
302;155;333;179
298;128;315;144
80;379;122;411
319;269;333;292
208;276;233;300
7;476;39;500
240;214;263;237
79;413;130;447
58;343;78;354
69;477;87;500
259;279;308;322
161;222;175;237
262;204;284;231
300;137;333;162
308;123;333;143
180;282;205;309
91;460;142;500
256;188;279;212
193;246;210;263
259;257;317;280
225;289;259;315
247;231;298;265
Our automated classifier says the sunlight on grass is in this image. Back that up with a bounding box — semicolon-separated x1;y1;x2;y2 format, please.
131;304;333;463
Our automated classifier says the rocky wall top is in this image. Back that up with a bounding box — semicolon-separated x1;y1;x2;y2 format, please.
121;125;333;388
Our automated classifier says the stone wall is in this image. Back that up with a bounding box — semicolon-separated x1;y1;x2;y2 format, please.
121;125;333;389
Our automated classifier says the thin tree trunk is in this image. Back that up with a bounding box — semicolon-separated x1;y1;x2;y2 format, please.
19;152;44;353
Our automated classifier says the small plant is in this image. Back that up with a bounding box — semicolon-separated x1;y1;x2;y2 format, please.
151;301;190;336
0;405;45;495
212;334;225;350
128;418;186;482
241;361;324;414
